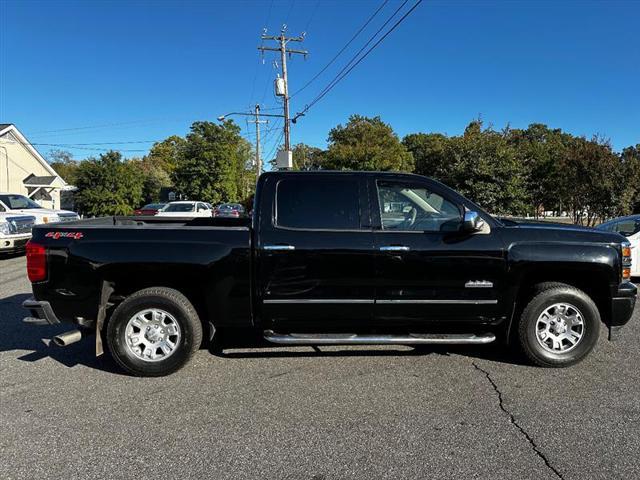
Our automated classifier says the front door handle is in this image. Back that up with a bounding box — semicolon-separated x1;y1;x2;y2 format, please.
263;244;296;251
379;245;410;252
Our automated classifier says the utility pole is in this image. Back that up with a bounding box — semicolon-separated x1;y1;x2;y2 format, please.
218;109;284;179
258;26;308;152
247;104;268;177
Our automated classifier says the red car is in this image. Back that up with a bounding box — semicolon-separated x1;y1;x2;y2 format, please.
133;203;166;216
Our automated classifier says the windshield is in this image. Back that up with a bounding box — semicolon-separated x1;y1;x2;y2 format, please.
163;203;194;212
219;204;243;211
0;194;43;210
143;203;165;209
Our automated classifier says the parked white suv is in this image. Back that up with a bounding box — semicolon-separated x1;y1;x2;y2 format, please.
156;201;213;218
596;214;640;278
0;213;35;253
0;193;79;224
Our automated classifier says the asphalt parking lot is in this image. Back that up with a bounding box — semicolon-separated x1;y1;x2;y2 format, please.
1;254;639;480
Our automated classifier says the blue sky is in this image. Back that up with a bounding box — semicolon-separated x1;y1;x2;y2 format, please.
1;0;639;162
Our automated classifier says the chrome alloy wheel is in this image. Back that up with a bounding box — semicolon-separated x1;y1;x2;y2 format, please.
124;308;181;362
535;303;585;354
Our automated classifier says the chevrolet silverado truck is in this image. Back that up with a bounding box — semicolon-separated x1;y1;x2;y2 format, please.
22;171;637;376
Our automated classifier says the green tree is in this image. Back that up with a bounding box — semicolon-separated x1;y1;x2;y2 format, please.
48;149;79;184
291;143;324;170
130;157;172;204
236;139;257;201
171;121;253;205
146;135;186;173
402;133;450;180
621;145;640;214
74;151;144;216
323;115;414;171
445;121;529;215
506;124;574;218
560;136;627;226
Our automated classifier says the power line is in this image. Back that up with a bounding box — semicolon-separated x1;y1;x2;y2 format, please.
265;130;285;165
45;145;148;153
261;117;282;144
295;0;422;120
261;117;283;162
299;0;409;104
303;0;321;32
243;125;281;138
26;118;170;135
250;0;276;106
258;28;308;152
32;140;158;146
285;0;296;25
262;122;283;160
291;0;389;98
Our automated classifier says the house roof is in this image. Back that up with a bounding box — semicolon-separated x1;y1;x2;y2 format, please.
0;124;66;184
23;174;59;186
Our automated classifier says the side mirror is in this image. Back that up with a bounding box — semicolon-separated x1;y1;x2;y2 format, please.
462;211;485;233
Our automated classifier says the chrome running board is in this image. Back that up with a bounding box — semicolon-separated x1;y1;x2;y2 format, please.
263;331;496;346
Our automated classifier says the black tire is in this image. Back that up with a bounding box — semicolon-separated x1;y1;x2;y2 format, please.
106;287;202;377
518;284;600;368
531;282;568;295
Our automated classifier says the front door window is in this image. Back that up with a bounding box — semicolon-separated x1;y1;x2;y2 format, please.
376;181;462;232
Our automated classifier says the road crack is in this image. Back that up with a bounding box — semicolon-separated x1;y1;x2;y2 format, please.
472;362;565;480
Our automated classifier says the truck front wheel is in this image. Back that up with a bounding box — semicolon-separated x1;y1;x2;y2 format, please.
106;287;203;377
518;284;600;367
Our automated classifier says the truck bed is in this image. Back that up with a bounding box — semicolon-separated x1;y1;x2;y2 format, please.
59;215;251;228
30;215;253;329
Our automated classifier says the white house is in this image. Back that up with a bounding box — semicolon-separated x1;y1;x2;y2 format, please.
0;123;68;209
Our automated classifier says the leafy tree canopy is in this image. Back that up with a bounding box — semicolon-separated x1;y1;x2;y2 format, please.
146;135;186;173
323;115;414;171
291;143;324;170
74;151;144;216
48;149;79;184
171;121;254;205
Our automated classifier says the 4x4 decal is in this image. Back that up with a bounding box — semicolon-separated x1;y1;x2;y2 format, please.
45;231;84;240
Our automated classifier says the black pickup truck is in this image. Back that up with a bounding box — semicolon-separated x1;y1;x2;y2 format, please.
23;171;636;376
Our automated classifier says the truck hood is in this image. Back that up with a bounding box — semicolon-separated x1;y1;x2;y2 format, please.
499;218;626;245
5;208;78;225
9;208;74;215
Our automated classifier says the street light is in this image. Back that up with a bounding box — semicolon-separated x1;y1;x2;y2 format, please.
217;111;286;120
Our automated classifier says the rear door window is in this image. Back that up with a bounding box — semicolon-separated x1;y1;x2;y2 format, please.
276;177;361;230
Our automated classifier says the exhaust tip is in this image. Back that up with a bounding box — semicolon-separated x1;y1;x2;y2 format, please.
52;329;82;347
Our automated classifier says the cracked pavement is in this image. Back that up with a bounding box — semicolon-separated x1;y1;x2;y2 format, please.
1;254;639;479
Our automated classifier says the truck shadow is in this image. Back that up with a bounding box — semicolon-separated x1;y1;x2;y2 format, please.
0;293;124;375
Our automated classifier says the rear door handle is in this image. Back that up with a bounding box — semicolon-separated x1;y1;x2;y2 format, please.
379;245;410;252
263;245;296;251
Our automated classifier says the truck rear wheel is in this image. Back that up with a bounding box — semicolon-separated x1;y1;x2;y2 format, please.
106;287;202;377
518;284;600;367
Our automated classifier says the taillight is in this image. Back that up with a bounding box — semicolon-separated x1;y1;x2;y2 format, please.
622;242;632;281
26;241;47;282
